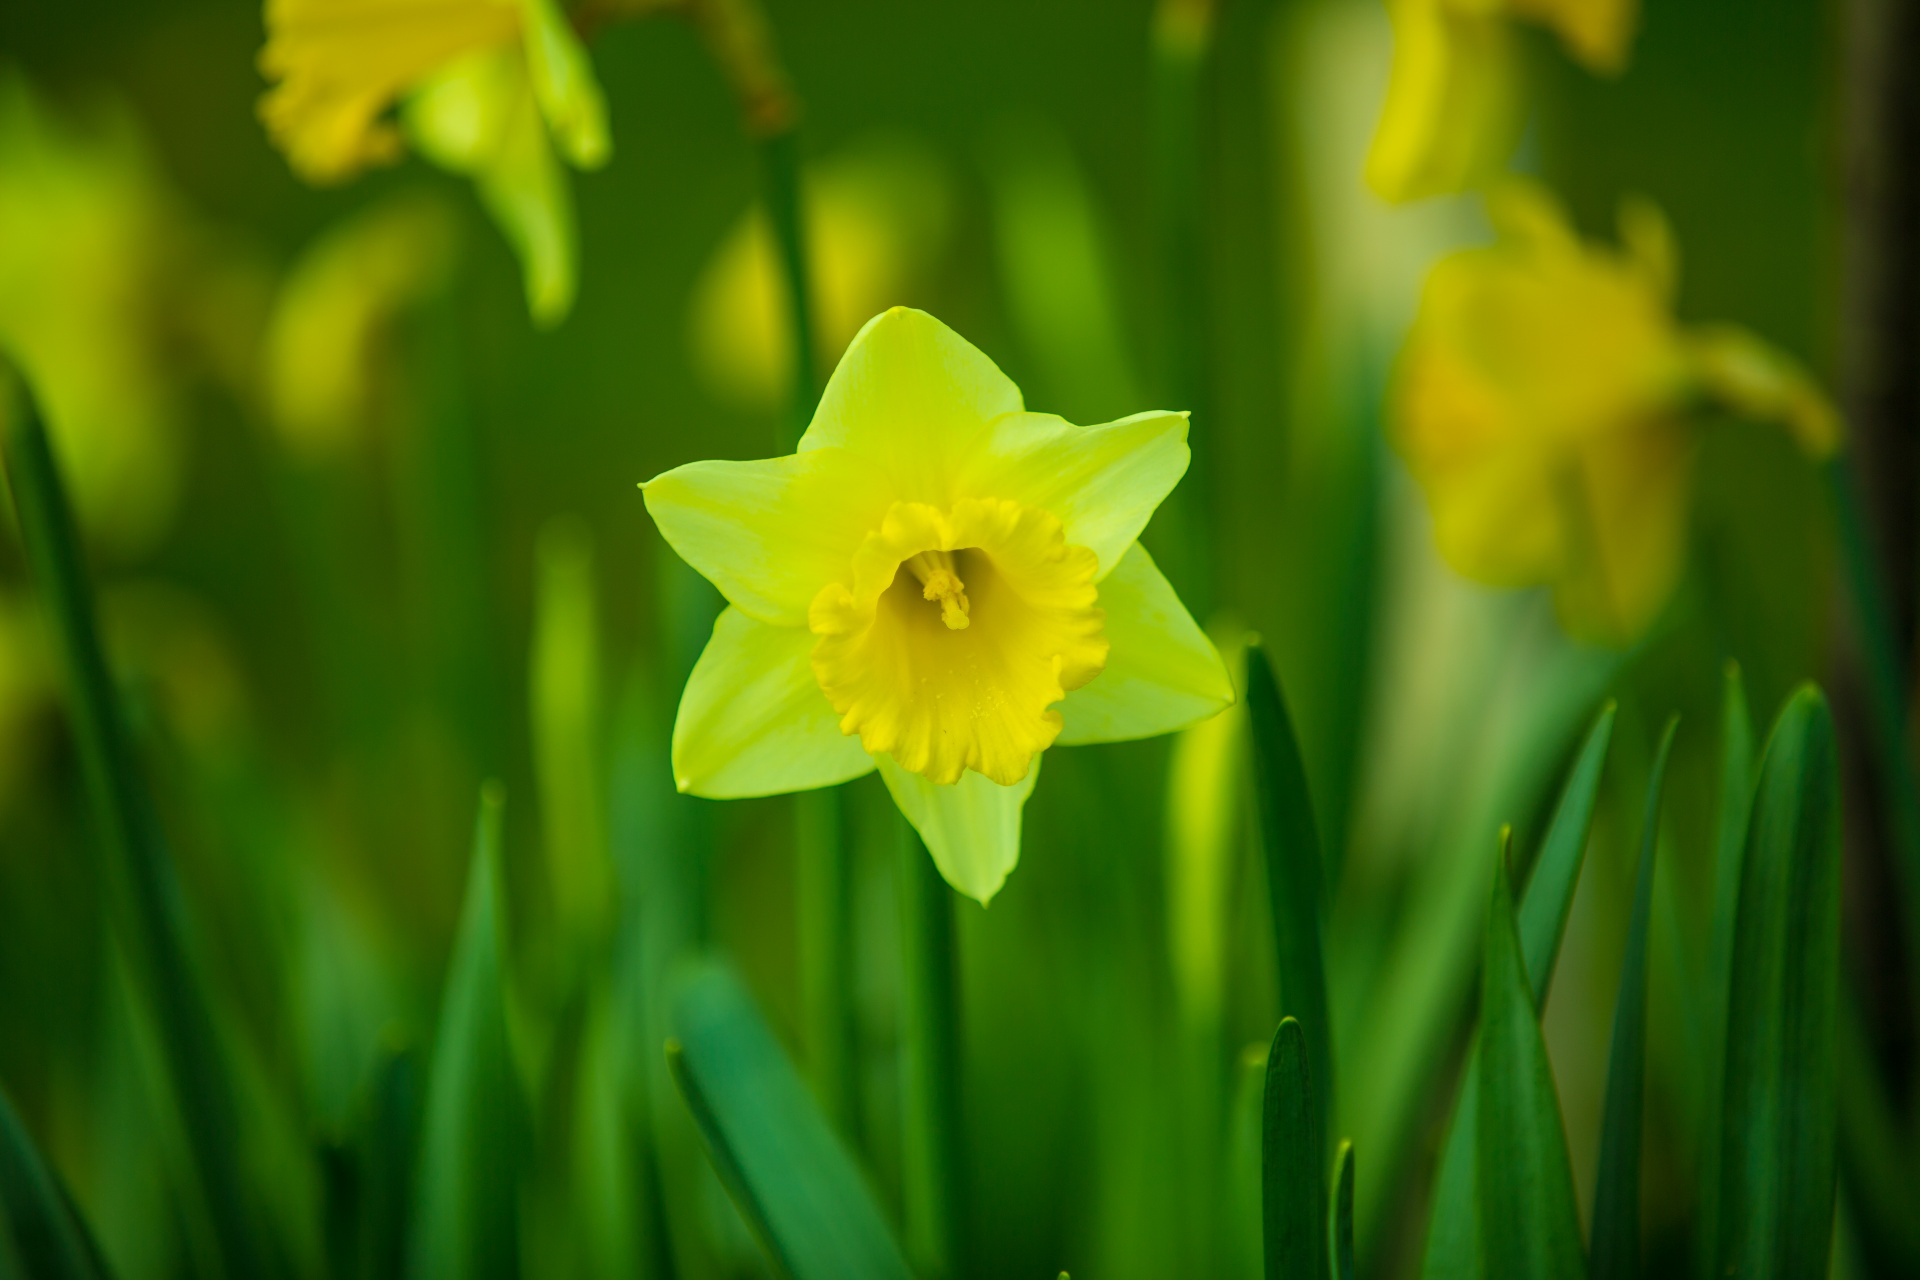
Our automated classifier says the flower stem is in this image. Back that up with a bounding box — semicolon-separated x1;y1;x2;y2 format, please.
897;824;967;1278
798;786;860;1140
0;372;266;1279
759;123;817;449
1825;455;1920;965
1150;0;1216;620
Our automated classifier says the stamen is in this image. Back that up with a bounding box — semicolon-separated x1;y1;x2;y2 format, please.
905;550;971;630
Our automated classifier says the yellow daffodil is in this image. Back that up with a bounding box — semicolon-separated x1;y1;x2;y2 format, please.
258;0;610;325
1391;182;1837;646
0;73;191;554
644;307;1233;902
689;137;951;411
263;191;462;460
1366;0;1638;203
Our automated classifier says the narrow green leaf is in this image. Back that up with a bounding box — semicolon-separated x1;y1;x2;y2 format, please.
1262;1017;1327;1280
1330;1140;1354;1280
410;785;525;1280
0;368;266;1278
1591;716;1678;1280
1696;663;1752;1280
1476;833;1586;1280
1716;685;1840;1278
0;1083;112;1280
1517;702;1619;998
1422;703;1615;1279
1246;645;1334;1154
666;959;912;1280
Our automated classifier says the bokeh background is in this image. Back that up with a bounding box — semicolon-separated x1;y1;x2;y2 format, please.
0;0;1905;1277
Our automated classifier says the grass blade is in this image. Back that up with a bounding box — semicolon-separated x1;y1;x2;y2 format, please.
1715;685;1840;1278
1517;702;1619;998
1262;1017;1327;1280
410;785;525;1280
1247;645;1334;1157
1421;703;1615;1279
0;1083;113;1280
1;370;266;1277
1695;663;1752;1279
1590;716;1678;1280
1330;1140;1354;1280
1476;832;1585;1280
666;959;912;1280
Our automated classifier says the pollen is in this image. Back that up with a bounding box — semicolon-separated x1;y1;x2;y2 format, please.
906;550;971;629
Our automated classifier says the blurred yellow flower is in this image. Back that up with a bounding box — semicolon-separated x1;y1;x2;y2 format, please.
1366;0;1637;203
263;191;462;460
258;0;611;325
689;137;952;411
645;307;1233;902
0;73;190;554
1391;182;1837;646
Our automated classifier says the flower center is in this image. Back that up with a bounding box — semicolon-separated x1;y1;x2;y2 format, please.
905;549;971;629
807;498;1109;786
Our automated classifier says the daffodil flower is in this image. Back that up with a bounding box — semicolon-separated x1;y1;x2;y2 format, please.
1367;0;1638;203
263;191;462;459
1391;182;1837;645
644;307;1234;902
0;73;190;554
258;0;611;324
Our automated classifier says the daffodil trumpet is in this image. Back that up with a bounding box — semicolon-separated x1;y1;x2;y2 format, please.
644;306;1234;903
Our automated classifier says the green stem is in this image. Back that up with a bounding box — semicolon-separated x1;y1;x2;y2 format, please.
797;786;859;1141
0;377;266;1279
1824;455;1920;972
1149;0;1214;619
759;124;817;450
897;825;966;1279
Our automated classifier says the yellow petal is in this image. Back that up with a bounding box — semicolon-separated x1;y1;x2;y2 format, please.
798;307;1024;504
643;447;895;627
517;0;611;169
809;498;1107;786
965;410;1190;579
407;49;577;325
258;0;520;184
1056;542;1232;745
1552;422;1692;646
263;190;461;458
673;607;875;798
1508;0;1639;74
1365;2;1519;203
877;752;1038;905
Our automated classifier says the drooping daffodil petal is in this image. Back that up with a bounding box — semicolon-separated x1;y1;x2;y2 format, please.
258;0;609;326
1366;0;1639;204
263;190;462;460
645;307;1233;903
1390;181;1839;647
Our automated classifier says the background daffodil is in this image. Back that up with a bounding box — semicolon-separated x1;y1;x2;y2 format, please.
1366;0;1638;202
258;0;611;325
644;306;1234;903
1391;181;1835;646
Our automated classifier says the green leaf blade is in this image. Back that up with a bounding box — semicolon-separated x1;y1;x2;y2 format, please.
1590;716;1678;1280
0;1084;113;1280
1262;1017;1327;1280
666;959;912;1280
1330;1140;1355;1280
1246;645;1334;1152
1422;703;1615;1280
410;785;525;1280
1476;835;1586;1280
1716;685;1841;1279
